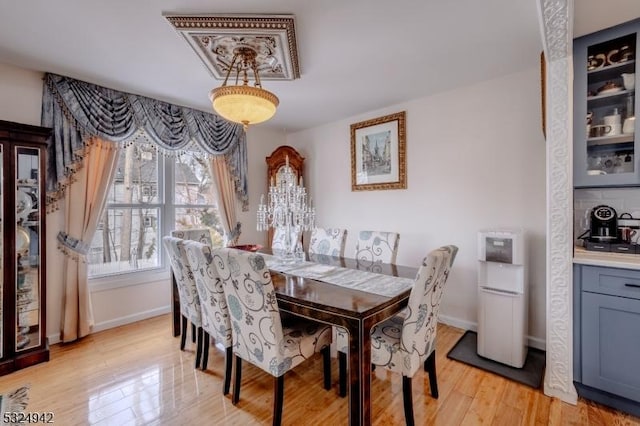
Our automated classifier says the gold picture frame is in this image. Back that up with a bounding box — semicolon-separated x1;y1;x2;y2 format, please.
350;111;406;191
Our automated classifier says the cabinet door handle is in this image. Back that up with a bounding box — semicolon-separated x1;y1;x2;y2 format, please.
624;283;640;288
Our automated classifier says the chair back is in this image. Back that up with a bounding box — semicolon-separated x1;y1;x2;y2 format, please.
163;236;202;327
171;228;215;246
355;230;399;264
271;226;301;251
184;240;232;348
213;248;286;375
308;227;347;257
401;245;458;376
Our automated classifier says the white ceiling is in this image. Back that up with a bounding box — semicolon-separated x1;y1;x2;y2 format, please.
0;1;638;133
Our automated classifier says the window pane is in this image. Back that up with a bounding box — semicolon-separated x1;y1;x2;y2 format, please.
174;207;225;247
174;152;213;205
88;208;160;277
106;145;159;204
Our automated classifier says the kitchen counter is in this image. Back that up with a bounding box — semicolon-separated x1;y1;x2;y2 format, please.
574;245;640;270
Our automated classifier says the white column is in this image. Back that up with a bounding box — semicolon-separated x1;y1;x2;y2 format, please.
538;0;578;404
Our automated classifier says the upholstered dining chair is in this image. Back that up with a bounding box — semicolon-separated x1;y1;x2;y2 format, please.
271;226;301;251
171;228;215;246
370;245;458;426
184;240;233;395
213;247;333;426
171;228;216;342
337;230;401;396
163;236;205;369
354;230;400;264
308;227;347;257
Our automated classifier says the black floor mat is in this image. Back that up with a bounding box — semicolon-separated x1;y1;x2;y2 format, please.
446;330;546;388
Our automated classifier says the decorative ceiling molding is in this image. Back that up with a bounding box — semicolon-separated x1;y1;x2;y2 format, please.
164;14;300;81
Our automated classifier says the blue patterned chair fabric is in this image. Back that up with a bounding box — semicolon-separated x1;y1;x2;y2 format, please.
163;236;205;369
370;245;458;425
354;230;400;264
308;227;347;257
213;247;332;423
171;228;214;246
271;226;301;251
184;240;233;393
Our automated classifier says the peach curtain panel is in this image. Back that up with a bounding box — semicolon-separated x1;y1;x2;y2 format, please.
209;156;241;245
60;138;119;342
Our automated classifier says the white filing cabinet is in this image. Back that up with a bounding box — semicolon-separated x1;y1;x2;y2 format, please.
477;229;528;368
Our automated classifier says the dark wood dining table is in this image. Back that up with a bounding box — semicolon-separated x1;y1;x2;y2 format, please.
170;249;418;426
267;252;418;426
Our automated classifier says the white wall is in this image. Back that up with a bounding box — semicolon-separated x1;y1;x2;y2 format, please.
285;67;548;346
236;128;288;246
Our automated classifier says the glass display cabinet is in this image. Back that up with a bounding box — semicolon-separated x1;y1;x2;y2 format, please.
574;19;639;187
0;120;50;376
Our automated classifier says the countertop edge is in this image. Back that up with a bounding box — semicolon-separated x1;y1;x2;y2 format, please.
574;246;640;270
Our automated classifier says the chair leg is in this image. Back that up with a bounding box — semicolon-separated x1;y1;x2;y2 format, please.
232;355;242;405
191;323;196;343
223;347;233;395
195;327;204;369
321;346;331;390
273;375;284;426
180;316;188;350
338;351;347;397
201;332;210;371
402;376;415;426
424;351;439;398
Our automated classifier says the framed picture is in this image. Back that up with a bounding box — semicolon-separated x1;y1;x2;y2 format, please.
350;111;406;191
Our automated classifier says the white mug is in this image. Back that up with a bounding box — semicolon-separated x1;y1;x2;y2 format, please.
609;123;622;135
604;114;621;126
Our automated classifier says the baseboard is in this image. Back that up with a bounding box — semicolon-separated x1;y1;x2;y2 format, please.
439;314;546;351
439;314;477;332
92;306;171;333
47;333;61;345
47;306;171;345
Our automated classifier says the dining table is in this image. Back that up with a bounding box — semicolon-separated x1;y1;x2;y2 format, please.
170;248;418;426
263;251;418;426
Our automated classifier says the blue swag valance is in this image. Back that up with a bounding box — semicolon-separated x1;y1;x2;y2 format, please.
41;73;248;210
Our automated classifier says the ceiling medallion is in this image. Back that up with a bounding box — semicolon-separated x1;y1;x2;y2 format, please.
164;14;300;81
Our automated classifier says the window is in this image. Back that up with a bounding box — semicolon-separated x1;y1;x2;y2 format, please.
87;146;224;278
172;151;225;247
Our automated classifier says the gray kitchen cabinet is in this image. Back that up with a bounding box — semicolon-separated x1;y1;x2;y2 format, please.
574;18;640;187
574;264;640;417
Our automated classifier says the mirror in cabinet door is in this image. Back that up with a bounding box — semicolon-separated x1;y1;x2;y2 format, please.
15;146;41;352
574;23;640;187
0;144;2;359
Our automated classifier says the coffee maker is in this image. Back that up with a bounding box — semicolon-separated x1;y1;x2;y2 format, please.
589;205;618;242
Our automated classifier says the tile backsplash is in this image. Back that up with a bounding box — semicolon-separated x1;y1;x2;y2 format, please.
575;187;640;244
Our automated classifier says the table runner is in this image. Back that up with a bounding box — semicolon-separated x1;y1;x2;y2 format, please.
263;255;414;297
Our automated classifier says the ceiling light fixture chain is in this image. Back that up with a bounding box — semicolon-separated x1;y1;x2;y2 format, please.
210;45;279;131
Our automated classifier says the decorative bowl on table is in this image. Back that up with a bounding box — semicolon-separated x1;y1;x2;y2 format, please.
230;244;263;252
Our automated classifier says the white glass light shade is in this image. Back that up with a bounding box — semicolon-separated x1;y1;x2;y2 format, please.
210;85;279;127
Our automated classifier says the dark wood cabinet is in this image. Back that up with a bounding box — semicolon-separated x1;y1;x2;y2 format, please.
265;146;304;247
0;120;50;376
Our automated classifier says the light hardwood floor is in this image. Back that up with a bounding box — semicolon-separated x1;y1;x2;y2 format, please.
1;314;639;425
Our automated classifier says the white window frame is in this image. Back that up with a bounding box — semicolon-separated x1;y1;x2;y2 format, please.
90;151;220;290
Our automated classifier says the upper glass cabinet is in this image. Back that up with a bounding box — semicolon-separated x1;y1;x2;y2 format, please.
574;20;640;187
